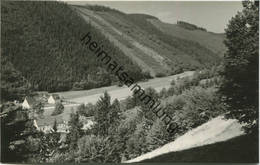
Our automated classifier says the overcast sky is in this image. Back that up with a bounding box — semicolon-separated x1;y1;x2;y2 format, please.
66;1;243;33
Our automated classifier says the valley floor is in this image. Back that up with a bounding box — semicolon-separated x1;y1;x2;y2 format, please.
39;71;194;127
55;71;194;105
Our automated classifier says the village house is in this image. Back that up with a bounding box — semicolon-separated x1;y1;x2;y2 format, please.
39;125;55;134
57;121;70;133
33;119;54;133
22;96;36;109
79;116;95;130
48;94;60;104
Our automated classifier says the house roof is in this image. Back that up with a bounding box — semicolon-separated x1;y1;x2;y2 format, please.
24;96;36;105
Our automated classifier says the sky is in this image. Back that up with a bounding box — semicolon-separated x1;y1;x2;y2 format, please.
66;1;243;33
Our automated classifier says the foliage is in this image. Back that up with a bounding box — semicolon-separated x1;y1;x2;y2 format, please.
165;95;186;116
145;119;172;151
139;87;159;121
77;103;95;117
177;21;207;31
83;4;124;14
92;92;121;136
108;99;121;131
165;68;220;97
33;102;44;117
75;135;117;163
53;119;57;132
124;96;136;110
1;56;31;102
179;87;225;129
127;13;221;71
159;88;168;98
125;122;148;159
93;92;111;136
67;112;83;150
155;72;167;78
219;1;259;133
37;132;61;162
1;1;146;92
51;102;64;116
0;103;38;162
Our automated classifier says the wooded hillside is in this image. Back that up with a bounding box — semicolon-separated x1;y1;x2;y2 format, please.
1;1;146;93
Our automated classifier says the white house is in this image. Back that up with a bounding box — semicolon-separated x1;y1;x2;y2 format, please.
33;119;40;130
57;121;70;133
39;125;54;134
22;96;36;109
80;116;95;130
48;94;60;104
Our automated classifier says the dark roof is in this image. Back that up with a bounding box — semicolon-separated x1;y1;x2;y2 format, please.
25;96;36;105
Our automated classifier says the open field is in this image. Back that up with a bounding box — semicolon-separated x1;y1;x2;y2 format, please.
38;105;78;126
38;71;193;125
55;71;194;104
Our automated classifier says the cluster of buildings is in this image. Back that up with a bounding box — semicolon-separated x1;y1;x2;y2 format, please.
21;94;60;109
20;93;95;135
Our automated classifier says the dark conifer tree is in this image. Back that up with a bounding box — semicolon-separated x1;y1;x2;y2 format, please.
220;1;259;133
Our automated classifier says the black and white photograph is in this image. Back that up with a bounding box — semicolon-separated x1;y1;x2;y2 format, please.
0;0;259;163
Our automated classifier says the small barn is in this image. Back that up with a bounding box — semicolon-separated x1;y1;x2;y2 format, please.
22;96;36;109
48;94;60;104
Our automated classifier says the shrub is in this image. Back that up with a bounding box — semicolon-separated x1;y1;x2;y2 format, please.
165;95;186;116
181;86;225;129
155;72;166;78
159;88;168;98
33;102;44;116
124;96;136;110
170;79;176;86
167;86;176;96
76;135;111;163
125;122;148;159
142;71;153;79
77;103;95;117
51;102;64;116
145;119;171;151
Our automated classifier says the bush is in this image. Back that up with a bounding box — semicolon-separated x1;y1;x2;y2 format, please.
77;103;95;117
165;95;186;116
145;119;171;151
159;88;168;98
75;135;120;163
33;102;44;116
76;135;106;162
51;102;64;116
170;79;176;86
181;86;225;129
142;71;153;79
155;72;166;78
125;122;148;159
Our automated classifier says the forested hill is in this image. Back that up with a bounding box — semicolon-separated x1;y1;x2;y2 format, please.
74;5;224;77
1;1;147;94
1;1;225;97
